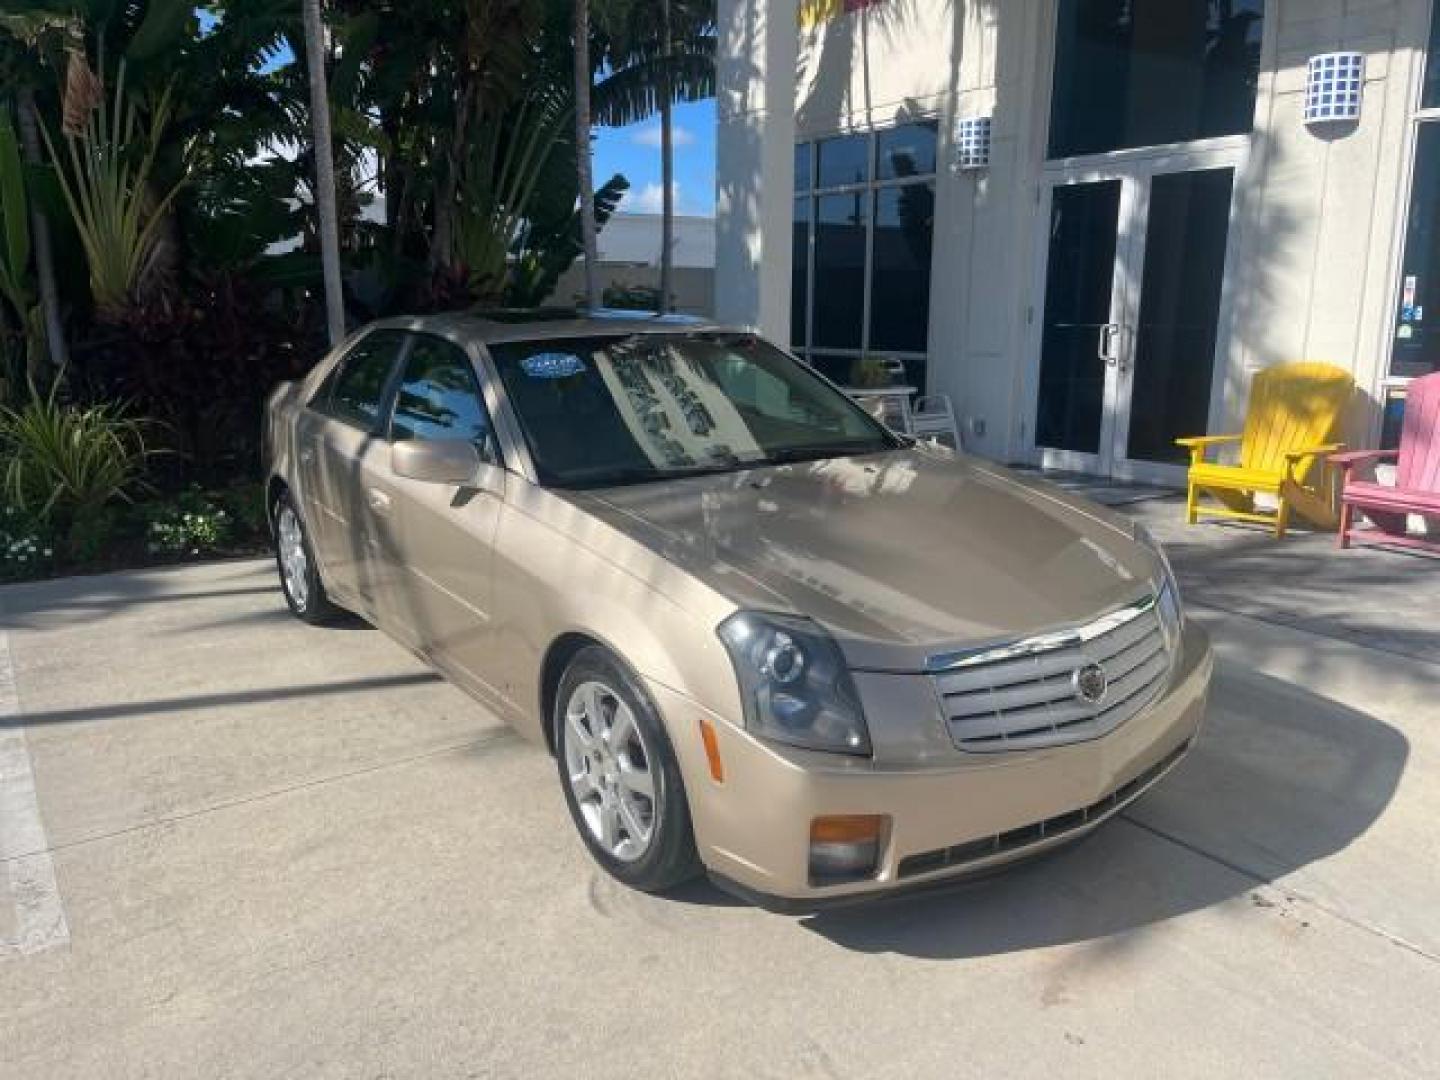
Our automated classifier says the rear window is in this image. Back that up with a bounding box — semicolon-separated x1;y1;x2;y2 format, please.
313;331;406;431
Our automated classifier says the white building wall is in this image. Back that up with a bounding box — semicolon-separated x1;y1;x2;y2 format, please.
1227;0;1431;439
715;0;800;339
716;0;1432;462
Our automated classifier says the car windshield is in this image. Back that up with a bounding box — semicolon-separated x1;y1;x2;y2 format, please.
487;332;901;488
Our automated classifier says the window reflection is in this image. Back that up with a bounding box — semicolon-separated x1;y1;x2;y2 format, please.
870;185;934;354
813;193;868;350
792;197;810;348
1391;124;1440;378
878;122;938;181
391;337;497;461
817;133;870;188
1048;0;1264;158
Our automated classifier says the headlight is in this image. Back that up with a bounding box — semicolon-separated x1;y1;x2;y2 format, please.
1133;521;1184;650
716;612;871;756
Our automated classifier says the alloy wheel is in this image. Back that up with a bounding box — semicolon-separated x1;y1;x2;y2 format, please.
276;504;310;611
562;680;657;862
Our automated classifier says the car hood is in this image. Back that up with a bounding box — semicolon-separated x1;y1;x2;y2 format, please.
571;446;1160;671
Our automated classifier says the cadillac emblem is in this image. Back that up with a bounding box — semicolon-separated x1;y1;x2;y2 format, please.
1072;662;1109;705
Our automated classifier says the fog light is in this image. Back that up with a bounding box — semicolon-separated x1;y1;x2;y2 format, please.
808;815;887;883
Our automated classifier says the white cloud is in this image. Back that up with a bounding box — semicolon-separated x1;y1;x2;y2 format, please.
627;181;682;214
631;122;695;149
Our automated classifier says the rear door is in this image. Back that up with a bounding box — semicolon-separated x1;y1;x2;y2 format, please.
295;330;408;611
381;333;508;701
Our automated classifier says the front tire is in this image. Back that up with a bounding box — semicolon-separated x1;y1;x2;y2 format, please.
273;490;338;625
555;646;701;892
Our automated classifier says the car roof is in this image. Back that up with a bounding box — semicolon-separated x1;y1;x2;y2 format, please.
364;309;739;346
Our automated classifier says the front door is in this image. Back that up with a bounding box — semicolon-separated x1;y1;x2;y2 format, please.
1031;162;1237;482
380;333;508;707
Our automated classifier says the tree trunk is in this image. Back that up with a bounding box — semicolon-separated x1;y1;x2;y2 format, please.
16;86;67;375
302;0;346;347
658;0;674;315
573;0;599;310
433;83;473;272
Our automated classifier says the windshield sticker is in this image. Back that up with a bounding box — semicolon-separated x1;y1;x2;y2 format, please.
522;352;586;379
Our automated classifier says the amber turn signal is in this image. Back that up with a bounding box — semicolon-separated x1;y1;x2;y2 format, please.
698;717;725;783
810;815;885;844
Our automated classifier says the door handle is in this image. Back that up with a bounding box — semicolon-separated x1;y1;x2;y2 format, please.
1098;323;1121;364
1099;324;1130;372
366;488;392;515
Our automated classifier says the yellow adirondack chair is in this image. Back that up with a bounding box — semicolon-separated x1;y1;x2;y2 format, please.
1177;361;1353;538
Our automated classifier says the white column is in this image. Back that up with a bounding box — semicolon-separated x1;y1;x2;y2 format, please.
715;0;798;340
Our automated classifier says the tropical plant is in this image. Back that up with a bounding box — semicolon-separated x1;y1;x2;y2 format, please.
451;86;576;300
301;0;346;345
574;0;600;308
0;384;154;558
0;106;38;400
38;60;189;320
509;173;629;307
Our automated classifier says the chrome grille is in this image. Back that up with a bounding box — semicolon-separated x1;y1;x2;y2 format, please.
928;594;1172;752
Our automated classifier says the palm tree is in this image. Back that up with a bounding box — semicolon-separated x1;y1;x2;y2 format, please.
658;0;673;314
573;0;600;310
16;85;66;373
301;0;345;346
593;0;715;313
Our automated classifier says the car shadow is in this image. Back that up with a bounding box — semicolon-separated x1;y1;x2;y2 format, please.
787;662;1407;959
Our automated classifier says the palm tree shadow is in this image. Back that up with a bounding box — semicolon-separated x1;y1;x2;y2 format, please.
797;661;1407;959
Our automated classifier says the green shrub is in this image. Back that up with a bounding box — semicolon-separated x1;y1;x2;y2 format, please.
215;480;268;540
143;486;233;556
0;387;154;559
0;505;55;581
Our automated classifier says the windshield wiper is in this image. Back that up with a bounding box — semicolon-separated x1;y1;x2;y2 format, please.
763;441;892;465
562;460;756;489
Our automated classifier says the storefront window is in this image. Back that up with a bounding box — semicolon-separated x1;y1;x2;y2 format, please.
791;121;936;389
1425;8;1440;109
870;186;934;354
813;193;867;349
1048;0;1265;158
1391;124;1440;378
878;123;937;180
816;133;870;188
791;197;810;348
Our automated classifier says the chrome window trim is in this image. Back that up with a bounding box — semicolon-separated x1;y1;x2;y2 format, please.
925;592;1159;675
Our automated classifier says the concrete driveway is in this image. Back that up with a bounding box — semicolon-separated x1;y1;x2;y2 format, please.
2;502;1437;1078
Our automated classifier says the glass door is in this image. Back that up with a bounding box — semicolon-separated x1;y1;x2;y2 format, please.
1034;179;1127;473
1032;163;1236;481
1115;167;1235;470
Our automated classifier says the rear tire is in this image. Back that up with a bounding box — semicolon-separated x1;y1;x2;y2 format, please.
555;646;701;893
273;489;338;626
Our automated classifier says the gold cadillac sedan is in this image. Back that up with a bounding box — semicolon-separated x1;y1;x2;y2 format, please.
263;313;1212;909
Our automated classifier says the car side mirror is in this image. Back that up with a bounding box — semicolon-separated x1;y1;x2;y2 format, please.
391;438;483;486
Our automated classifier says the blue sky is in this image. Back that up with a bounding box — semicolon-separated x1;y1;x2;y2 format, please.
595;99;717;218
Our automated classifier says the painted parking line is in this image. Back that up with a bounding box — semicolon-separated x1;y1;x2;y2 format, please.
0;629;69;959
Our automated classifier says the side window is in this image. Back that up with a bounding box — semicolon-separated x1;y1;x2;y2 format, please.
316;331;406;430
389;335;500;464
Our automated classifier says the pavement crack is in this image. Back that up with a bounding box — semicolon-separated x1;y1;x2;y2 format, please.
0;728;522;865
1120;813;1440;965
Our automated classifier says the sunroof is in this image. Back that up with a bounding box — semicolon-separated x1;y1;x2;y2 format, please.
471;307;584;324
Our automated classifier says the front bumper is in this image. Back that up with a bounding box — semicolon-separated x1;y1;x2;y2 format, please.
650;621;1212;908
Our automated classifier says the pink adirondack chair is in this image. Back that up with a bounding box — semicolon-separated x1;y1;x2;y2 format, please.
1332;371;1440;553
